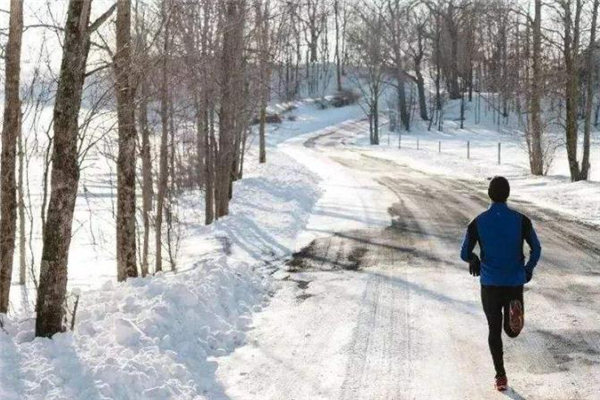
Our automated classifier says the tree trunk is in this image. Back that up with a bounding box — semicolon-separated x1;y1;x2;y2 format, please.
580;0;599;180
397;70;410;131
18;111;26;285
135;0;152;278
415;67;428;121
373;96;379;145
216;0;245;218
0;0;23;313
258;99;267;164
256;0;269;164
564;0;583;181
115;0;138;281
334;0;342;92
447;14;461;100
36;0;94;337
529;0;544;176
205;105;215;225
155;13;170;274
137;71;152;277
194;96;206;186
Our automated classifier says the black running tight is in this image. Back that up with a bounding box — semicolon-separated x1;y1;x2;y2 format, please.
481;285;524;378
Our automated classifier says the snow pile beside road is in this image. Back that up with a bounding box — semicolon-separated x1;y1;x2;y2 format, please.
0;147;322;400
1;257;268;400
176;148;322;267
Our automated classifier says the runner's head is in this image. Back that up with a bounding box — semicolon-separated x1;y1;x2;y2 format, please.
488;176;510;203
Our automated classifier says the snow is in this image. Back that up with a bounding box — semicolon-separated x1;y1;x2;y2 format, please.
1;90;599;398
346;100;600;227
0;100;340;400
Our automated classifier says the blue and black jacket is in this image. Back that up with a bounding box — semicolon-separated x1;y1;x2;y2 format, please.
460;202;542;286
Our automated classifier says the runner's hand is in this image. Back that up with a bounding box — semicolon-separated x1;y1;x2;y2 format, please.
469;255;481;277
526;271;532;283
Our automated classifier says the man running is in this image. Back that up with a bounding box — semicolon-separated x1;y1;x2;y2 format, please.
460;176;542;391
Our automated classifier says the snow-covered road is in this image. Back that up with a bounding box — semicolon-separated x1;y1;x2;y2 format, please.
214;120;600;400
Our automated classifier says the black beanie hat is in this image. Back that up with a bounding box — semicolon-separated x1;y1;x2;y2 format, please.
488;176;510;203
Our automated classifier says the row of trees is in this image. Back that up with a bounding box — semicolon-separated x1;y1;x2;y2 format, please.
0;0;363;337
345;0;599;180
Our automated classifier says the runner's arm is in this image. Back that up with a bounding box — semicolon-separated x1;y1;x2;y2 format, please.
523;216;541;273
460;219;479;262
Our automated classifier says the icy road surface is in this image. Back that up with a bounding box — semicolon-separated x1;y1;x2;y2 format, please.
215;120;600;400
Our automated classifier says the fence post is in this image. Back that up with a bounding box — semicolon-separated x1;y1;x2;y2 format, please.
439;140;441;153
498;143;501;165
467;141;470;159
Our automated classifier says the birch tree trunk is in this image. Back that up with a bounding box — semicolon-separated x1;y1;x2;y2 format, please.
36;0;94;337
115;0;138;281
0;0;24;313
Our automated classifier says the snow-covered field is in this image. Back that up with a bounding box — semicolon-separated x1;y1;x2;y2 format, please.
353;100;600;226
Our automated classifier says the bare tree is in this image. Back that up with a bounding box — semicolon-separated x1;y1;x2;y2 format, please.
215;0;246;218
255;0;272;164
527;0;544;175
155;0;172;273
558;0;584;181
405;5;429;121
135;3;153;277
581;0;599;180
35;0;116;337
348;3;386;145
115;0;138;281
334;0;343;92
0;0;23;313
382;0;410;131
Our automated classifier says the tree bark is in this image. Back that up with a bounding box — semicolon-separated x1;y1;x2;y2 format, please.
397;70;410;131
216;0;245;218
36;0;94;337
334;0;343;92
256;0;269;164
0;0;24;312
580;0;599;180
139;81;152;278
414;63;428;121
529;0;544;175
115;0;138;281
205;105;215;225
155;9;171;274
563;0;583;181
18;111;26;285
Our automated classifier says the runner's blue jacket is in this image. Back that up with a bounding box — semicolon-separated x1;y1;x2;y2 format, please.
460;202;542;286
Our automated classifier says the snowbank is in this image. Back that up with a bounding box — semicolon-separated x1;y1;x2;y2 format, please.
0;145;321;399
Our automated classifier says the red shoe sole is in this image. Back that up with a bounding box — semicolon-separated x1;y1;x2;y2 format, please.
495;378;508;391
509;300;524;334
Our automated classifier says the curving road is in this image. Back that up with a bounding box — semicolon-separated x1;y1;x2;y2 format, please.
216;119;600;400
